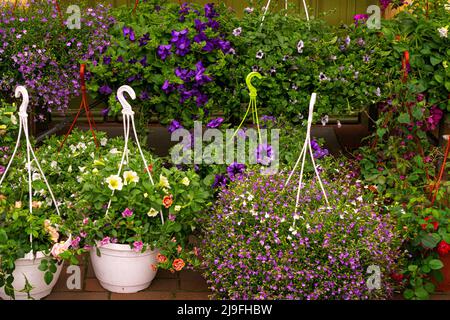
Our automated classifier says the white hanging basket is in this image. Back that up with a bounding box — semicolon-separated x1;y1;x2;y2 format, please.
90;85;162;293
0;86;64;300
90;243;158;293
0;252;64;300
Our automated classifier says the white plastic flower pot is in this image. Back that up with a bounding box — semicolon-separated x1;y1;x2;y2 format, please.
90;243;158;293
0;251;63;300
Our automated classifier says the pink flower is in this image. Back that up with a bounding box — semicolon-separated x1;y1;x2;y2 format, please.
71;236;81;249
100;236;111;246
83;245;92;250
133;241;144;252
80;231;87;238
122;208;133;218
51;241;71;259
83;217;89;225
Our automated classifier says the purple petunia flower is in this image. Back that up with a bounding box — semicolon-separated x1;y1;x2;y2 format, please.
0;165;5;175
255;144;274;166
103;56;111;65
99;85;112;95
162;80;175;94
354;14;368;25
139;33;150;47
233;27;242;36
122;26;135;41
133;241;143;252
212;174;227;188
168;120;183;133
227;162;246;181
157;44;172;60
207;117;224;128
204;3;219;19
101;108;110;117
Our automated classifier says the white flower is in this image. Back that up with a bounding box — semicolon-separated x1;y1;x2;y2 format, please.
10;114;17;125
105;175;123;191
77;142;86;150
110;148;121;154
90;152;95;159
445;3;450;11
69;145;77;153
50;161;57;169
232;27;242;36
77;176;83;183
265;212;270;219
32;173;41;181
293;214;300;220
256;50;264;59
297;40;304;53
123;171;139;185
250;208;257;216
438;26;448;38
147;208;159;217
159;175;171;189
287;235;292;241
306;223;310;229
247;193;254;201
181;177;190;186
144;193;148;198
174;205;181;212
100;138;108;146
244;7;254;14
242;200;247;207
79;167;86;173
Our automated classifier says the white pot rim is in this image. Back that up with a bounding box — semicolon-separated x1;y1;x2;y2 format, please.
19;251;48;261
95;242;157;253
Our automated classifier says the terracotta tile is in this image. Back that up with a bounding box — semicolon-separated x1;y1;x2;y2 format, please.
45;292;110;300
111;291;173;300
156;269;178;279
174;291;211;300
147;278;178;291
53;264;85;292
84;278;107;292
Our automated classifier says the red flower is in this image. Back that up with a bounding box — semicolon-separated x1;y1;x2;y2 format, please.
144;164;153;173
421;216;439;231
163;195;173;209
437;241;450;256
157;253;167;263
390;273;404;282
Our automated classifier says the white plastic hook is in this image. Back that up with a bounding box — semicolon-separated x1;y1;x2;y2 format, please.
15;85;29;118
105;85;163;224
117;85;136;116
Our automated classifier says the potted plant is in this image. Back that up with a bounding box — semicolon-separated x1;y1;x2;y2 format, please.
71;138;210;293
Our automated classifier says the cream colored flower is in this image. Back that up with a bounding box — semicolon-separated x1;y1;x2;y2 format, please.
174;205;181;212
438;26;448;38
11;114;17;125
92;168;99;174
106;175;123;191
159;175;171;189
147;208;159;217
15;201;22;209
100;138;108;146
31;201;42;209
123;171;139;185
181;177;190;186
144;193;148;198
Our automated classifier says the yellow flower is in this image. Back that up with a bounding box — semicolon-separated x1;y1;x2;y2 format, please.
159;175;171;189
174;205;181;212
105;175;123;191
443;61;448;69
0;125;6;130
181;177;190;186
147;208;159;217
92;168;99;174
15;201;22;209
123;170;139;185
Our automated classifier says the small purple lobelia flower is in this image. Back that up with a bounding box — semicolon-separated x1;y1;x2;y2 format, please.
99;85;112;95
206;117;224;128
168;120;183;133
227;162;246;181
0;165;5;175
122;208;133;218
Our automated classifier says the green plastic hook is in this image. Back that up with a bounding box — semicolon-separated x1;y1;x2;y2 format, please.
246;72;263;98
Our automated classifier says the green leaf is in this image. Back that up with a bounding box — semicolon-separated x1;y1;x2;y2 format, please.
429;259;444;270
44;271;53;285
412;105;423;119
414;287;429;300
408;265;418;272
434;74;444;84
421;233;441;249
49;263;57;273
445;81;450;92
38;260;48;272
0;229;7;243
430;56;442;66
403;289;414;300
398;113;411;124
424;282;435;293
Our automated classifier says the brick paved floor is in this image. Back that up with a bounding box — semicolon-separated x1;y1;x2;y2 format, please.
45;254;211;300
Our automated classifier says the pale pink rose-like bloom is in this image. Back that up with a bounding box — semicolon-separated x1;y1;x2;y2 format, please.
100;236;111;246
51;241;71;259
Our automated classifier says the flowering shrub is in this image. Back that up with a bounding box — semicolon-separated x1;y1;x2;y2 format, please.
201;167;403;300
87;1;233;127
0;0;114;119
218;6;396;121
0;100;18;175
70;138;211;271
